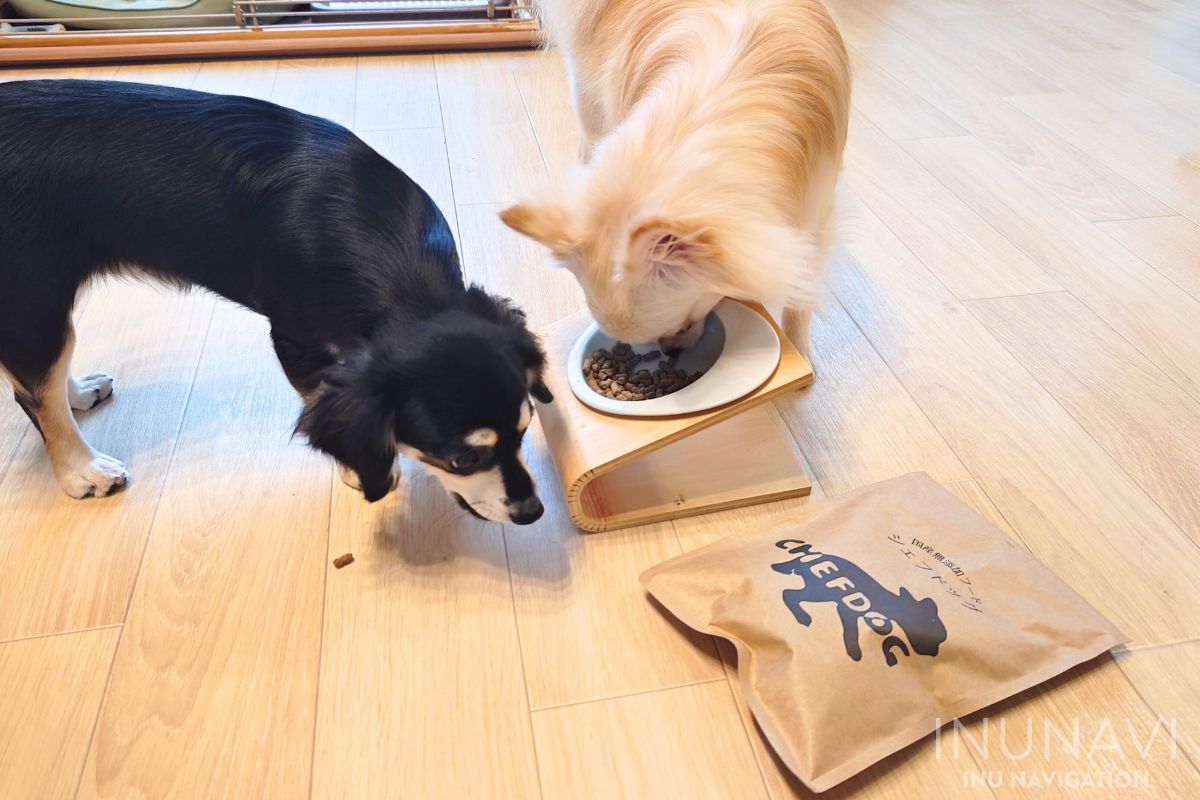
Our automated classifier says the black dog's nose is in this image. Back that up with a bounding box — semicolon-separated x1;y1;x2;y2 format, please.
509;496;544;525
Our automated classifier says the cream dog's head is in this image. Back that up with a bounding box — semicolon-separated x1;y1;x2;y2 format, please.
501;196;731;352
500;161;817;355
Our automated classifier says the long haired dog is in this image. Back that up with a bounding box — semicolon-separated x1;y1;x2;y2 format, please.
501;0;851;353
0;80;551;525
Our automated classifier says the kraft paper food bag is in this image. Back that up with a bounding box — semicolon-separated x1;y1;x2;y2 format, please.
639;473;1127;793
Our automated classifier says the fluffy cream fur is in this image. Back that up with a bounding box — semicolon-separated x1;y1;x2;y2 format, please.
502;0;851;350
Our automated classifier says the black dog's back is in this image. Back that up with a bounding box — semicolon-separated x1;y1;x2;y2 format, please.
0;80;460;320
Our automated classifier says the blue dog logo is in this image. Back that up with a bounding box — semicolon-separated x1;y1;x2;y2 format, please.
772;539;948;667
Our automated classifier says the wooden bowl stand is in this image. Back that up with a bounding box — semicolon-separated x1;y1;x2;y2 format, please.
536;303;813;533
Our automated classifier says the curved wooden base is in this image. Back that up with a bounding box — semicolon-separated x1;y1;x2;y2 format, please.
536;303;813;533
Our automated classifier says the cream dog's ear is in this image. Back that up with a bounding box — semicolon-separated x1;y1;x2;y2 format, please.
626;217;721;283
500;199;580;257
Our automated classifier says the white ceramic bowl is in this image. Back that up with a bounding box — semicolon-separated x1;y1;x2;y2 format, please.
567;299;781;417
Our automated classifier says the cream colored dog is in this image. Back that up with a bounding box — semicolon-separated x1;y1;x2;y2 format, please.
501;0;851;354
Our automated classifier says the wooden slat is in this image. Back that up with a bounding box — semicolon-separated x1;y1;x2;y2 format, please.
956;656;1200;798
969;291;1200;546
312;467;540;799
530;681;769;800
846;45;967;141
191;57;279;99
0;63;120;82
1098;215;1200;303
941;481;1021;543
435;51;548;205
845;114;1061;300
1006;92;1200;225
862;40;1173;223
1115;643;1200;764
852;0;1062;97
512;48;585;177
0;627;120;800
456;202;585;329
77;300;328;799
353;54;441;132
358;126;459;240
111;61;201;88
269;56;358;130
0;284;214;641
505;423;725;709
903;135;1200;403
776;297;971;495
831;202;1200;646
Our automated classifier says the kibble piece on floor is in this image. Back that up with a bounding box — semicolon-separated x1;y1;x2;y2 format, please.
583;343;704;400
333;553;355;569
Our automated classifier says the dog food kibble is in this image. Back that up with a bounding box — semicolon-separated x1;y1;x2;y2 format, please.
584;342;704;401
333;553;355;569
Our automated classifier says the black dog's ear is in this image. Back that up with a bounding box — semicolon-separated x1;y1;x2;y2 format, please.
465;285;554;404
296;355;399;502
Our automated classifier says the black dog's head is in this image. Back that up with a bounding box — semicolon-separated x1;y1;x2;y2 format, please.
297;287;553;524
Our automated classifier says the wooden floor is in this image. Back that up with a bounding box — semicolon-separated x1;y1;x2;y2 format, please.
2;0;1199;797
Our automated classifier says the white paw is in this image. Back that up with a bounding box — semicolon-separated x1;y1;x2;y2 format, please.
69;372;115;411
56;452;129;498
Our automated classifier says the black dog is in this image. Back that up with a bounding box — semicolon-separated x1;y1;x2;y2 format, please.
772;539;948;666
0;80;551;524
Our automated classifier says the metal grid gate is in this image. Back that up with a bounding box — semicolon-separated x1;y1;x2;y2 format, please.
0;0;539;64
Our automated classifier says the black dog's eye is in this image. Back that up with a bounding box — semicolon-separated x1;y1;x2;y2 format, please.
450;449;482;471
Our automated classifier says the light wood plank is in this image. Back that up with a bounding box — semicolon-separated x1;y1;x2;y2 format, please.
1006;93;1200;225
832;202;1200;646
512;49;584;178
1115;643;1200;764
354;54;441;132
191;58;279;100
0;283;214;641
776;297;971;494
952;656;1200;798
941;481;1021;543
845;113;1061;300
312;466;540;799
77;300;328;800
846;45;967;141
671;481;828;555
531;681;768;800
1098;215;1200;303
358;127;459;240
934;4;1200;153
969;291;1200;546
852;0;1062;97
456;202;585;329
0;64;121;82
0;628;120;800
904;135;1200;403
859;39;1174;223
270;57;358;130
112;62;201;89
435;52;549;205
505;423;725;709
